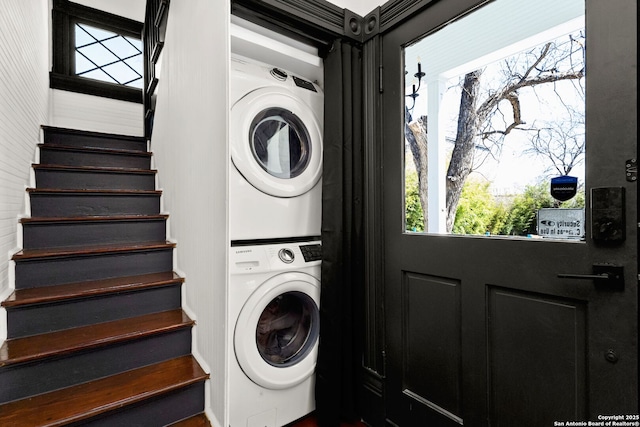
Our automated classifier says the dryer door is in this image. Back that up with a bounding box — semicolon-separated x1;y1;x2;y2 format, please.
230;87;323;198
234;272;320;390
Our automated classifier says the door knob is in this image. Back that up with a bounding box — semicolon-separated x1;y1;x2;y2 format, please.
558;264;624;289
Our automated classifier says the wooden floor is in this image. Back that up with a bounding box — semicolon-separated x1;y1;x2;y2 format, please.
289;414;367;427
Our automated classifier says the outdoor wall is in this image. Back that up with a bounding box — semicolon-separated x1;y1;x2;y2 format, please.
149;1;229;425
0;0;50;333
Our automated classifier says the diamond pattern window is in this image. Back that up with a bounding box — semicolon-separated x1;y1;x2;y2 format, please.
74;23;143;89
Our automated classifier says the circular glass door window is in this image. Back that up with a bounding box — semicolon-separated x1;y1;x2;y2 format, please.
230;87;323;198
250;108;311;179
256;291;319;367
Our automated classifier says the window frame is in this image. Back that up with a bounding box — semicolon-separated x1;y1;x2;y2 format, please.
51;0;144;103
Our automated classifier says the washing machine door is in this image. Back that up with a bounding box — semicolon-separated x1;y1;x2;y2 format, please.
234;271;320;390
230;87;322;198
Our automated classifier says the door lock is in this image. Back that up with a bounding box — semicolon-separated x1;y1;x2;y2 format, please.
558;264;624;290
591;187;625;242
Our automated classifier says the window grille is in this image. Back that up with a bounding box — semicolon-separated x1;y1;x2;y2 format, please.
51;0;143;103
74;23;143;88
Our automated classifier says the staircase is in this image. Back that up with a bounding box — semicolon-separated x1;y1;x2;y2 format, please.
0;126;211;426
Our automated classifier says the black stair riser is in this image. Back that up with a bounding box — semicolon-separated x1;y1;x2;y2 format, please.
14;248;173;289
0;328;192;404
35;169;156;191
6;284;181;338
72;382;206;427
22;219;167;249
29;193;161;217
39;148;151;169
44;129;147;152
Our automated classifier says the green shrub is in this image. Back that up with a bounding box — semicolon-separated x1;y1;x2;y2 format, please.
405;169;425;232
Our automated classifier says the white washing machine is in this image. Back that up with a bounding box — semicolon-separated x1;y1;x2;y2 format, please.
229;54;324;242
228;240;321;427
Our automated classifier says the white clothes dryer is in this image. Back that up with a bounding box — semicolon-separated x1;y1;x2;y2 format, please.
228;240;321;427
229;55;324;242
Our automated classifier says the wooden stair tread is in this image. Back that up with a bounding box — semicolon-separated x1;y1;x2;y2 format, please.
170;413;212;427
0;309;192;366
27;188;161;195
12;241;175;260
0;355;209;427
41;125;147;143
33;164;157;174
2;271;183;308
38;143;152;157
20;214;169;224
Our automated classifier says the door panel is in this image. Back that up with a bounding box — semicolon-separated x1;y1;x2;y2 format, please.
403;273;462;419
487;287;587;425
381;1;637;425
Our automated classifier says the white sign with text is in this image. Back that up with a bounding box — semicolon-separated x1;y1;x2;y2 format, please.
537;208;585;239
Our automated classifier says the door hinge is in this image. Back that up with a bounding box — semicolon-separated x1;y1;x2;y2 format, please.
379;66;383;93
626;158;637;182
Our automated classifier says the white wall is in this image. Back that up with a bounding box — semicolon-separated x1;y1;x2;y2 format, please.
149;1;229;425
0;0;50;321
72;0;145;21
50;90;143;136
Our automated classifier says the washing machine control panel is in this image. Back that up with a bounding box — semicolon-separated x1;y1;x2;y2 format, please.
300;243;322;262
230;241;322;274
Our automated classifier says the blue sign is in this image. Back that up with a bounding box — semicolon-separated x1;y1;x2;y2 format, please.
550;176;578;201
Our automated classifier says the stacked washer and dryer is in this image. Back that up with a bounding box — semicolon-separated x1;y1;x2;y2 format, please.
228;19;324;427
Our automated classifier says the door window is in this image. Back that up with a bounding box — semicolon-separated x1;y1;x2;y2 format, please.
256;291;319;367
251;108;311;179
403;0;586;239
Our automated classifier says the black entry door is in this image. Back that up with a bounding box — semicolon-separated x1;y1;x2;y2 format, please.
380;0;637;425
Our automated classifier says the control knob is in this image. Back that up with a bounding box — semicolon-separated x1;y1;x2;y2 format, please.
278;248;295;263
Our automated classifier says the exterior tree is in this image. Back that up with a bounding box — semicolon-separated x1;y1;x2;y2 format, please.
404;108;428;231
405;32;586;232
524;111;585;177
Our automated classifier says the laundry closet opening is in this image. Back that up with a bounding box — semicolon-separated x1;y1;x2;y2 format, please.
227;15;326;427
